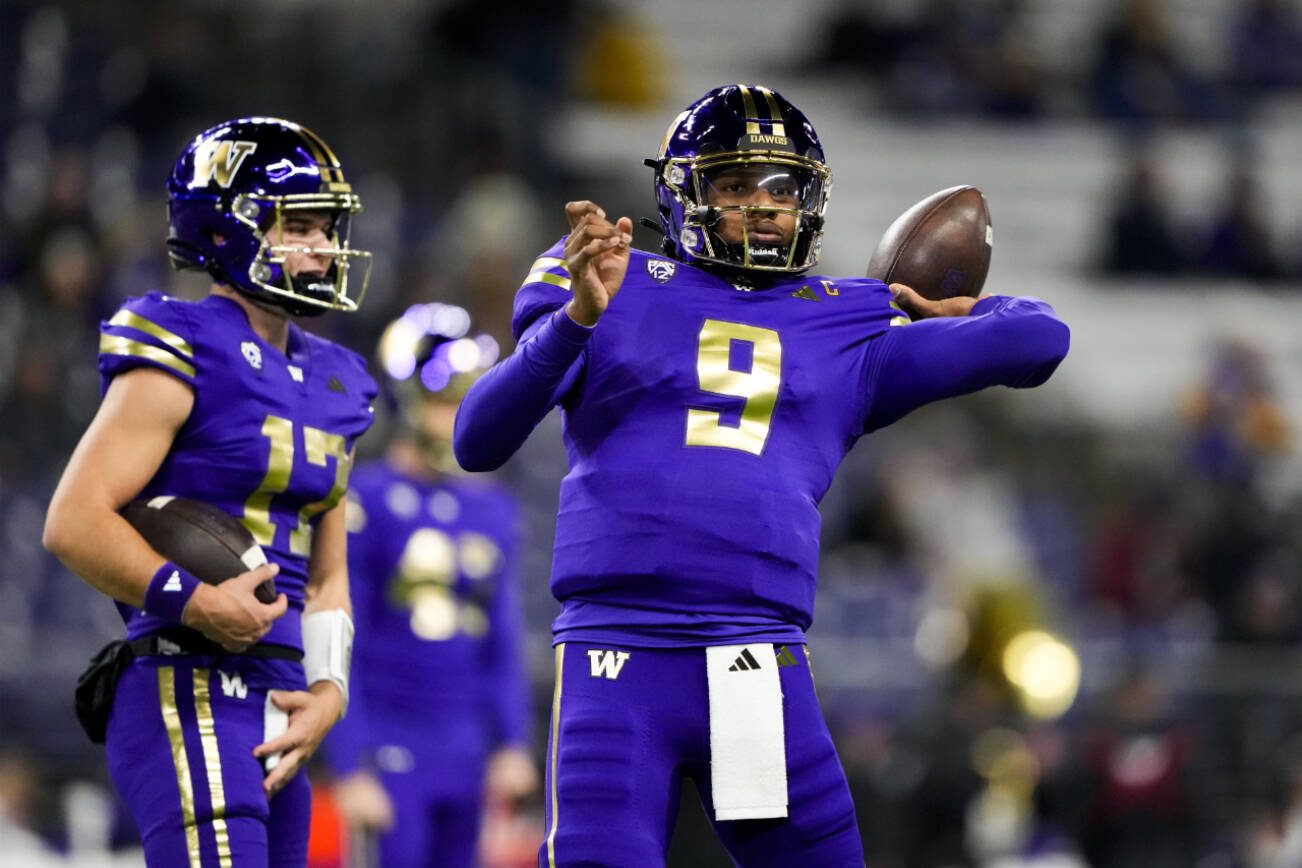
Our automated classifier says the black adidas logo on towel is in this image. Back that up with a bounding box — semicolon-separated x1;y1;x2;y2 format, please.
728;648;762;672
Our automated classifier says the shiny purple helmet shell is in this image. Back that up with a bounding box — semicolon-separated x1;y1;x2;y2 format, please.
166;117;370;316
646;85;832;277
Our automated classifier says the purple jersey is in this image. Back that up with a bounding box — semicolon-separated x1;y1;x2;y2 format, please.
457;240;1069;648
98;291;377;649
325;461;528;777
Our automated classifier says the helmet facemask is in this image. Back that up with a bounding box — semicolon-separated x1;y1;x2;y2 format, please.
231;191;372;317
660;150;830;276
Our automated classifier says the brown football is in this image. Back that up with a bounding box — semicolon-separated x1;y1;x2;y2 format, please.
122;496;277;604
866;185;993;301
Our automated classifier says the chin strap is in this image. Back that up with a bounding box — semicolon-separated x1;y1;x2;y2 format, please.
302;609;354;715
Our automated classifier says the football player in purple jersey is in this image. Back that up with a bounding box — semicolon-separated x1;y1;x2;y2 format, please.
44;117;378;867
453;84;1071;867
323;302;538;868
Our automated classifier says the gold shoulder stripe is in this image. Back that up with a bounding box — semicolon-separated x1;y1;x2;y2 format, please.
530;256;570;274
100;335;197;378
108;309;194;360
524;272;572;291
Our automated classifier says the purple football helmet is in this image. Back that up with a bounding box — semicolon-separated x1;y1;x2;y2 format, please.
647;85;832;276
378;302;500;404
377;303;500;467
166;117;370;316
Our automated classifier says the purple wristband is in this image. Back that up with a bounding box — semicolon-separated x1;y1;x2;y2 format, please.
143;562;202;624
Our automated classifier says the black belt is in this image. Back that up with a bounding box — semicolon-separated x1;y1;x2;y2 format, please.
128;627;302;661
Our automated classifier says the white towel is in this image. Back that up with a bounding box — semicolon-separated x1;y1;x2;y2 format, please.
706;643;788;821
261;692;288;774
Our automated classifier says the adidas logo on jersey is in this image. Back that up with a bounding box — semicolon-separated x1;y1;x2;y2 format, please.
587;649;630;680
162;570;183;592
728;648;763;672
287;365;304;383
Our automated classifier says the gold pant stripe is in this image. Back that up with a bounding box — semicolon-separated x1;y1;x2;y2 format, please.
192;670;233;868
158;667;203;867
546;643;566;868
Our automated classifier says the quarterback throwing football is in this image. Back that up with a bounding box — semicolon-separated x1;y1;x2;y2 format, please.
455;85;1070;866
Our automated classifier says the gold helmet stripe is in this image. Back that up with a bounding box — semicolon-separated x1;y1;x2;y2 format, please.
738;86;762;135
296;125;346;185
757;87;786;137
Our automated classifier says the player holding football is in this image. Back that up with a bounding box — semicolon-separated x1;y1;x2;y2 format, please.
323;303;538;868
454;84;1071;866
44;118;377;866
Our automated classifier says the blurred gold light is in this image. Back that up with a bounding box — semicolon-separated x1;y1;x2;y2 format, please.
1001;630;1080;719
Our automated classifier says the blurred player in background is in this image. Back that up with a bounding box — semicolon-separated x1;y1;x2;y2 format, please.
454;84;1071;866
43;117;377;866
324;302;538;868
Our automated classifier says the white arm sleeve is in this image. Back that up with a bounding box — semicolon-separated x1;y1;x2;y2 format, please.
302;609;354;714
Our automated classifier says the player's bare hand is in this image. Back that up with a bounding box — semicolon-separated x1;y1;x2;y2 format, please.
334;770;395;832
563;201;632;327
253;683;343;798
889;283;981;320
485;745;539;805
181;563;286;652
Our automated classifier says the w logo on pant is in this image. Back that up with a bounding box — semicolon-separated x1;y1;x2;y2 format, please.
587;649;630;680
219;671;248;699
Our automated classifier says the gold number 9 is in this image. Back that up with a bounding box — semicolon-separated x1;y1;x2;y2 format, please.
685;319;782;456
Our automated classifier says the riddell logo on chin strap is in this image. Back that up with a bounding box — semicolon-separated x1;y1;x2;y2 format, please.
587;649;630;680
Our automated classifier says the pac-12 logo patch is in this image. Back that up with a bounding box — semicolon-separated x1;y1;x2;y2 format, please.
240;341;262;370
646;259;676;283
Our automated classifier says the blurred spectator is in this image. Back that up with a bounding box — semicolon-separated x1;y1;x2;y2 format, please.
884;0;1047;119
1079;667;1202;868
1239;734;1302;867
0;751;60;866
1089;481;1197;629
1183;338;1291;486
1228;0;1302;103
1196;164;1281;281
424;129;548;349
1099;150;1185;275
1090;0;1220;125
572;3;669;109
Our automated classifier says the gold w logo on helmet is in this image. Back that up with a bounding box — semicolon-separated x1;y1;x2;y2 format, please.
192;140;257;189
